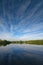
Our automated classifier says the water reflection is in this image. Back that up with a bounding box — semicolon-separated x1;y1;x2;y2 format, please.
0;44;43;65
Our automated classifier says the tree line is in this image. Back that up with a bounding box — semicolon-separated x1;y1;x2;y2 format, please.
0;39;43;46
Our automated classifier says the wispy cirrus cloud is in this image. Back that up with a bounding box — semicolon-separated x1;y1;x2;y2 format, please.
18;33;43;41
0;0;43;40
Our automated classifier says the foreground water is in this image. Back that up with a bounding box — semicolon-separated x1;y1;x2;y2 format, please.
0;44;43;65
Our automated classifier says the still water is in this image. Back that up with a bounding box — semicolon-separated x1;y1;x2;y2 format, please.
0;44;43;65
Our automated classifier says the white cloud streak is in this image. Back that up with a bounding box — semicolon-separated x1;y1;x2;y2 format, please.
0;0;43;40
18;33;43;41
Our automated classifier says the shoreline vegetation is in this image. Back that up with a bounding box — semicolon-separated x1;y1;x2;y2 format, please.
0;39;43;46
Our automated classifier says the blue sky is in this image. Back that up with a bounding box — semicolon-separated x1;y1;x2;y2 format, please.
0;0;43;41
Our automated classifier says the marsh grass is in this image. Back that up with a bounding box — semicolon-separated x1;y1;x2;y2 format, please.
0;39;43;46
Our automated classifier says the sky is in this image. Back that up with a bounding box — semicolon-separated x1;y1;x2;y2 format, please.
0;0;43;41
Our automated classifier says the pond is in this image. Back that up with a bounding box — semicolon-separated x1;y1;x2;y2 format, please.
0;44;43;65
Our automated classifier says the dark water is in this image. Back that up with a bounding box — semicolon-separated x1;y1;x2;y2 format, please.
0;44;43;65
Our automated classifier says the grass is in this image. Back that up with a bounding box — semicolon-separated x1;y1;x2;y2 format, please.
0;39;43;46
25;40;43;45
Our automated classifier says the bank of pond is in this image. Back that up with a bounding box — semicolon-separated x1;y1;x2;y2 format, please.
0;39;43;46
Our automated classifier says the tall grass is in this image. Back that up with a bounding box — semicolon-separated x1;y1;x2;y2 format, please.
0;39;43;46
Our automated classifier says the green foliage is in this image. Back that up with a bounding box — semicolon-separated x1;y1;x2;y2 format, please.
25;40;43;45
0;39;43;46
0;40;11;46
11;40;43;45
